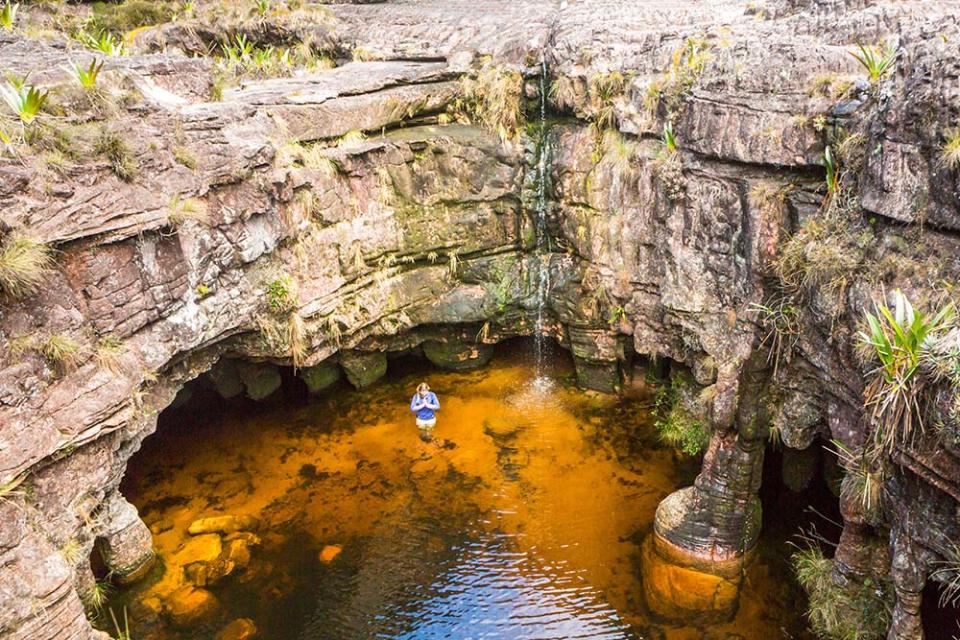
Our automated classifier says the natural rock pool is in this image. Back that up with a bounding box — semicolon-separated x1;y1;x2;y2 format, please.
105;343;812;640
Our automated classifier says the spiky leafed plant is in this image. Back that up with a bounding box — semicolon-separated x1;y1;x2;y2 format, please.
661;121;677;154
849;43;897;83
830;440;885;523
81;31;124;57
0;83;48;124
859;290;955;458
66;58;105;90
222;33;254;63
0;0;17;30
930;544;960;608
823;145;839;195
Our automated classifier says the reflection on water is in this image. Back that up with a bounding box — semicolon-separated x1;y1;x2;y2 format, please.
110;343;810;640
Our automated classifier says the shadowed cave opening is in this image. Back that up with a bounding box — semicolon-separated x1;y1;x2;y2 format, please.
95;337;851;640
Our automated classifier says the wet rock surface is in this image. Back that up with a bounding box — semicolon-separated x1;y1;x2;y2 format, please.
0;0;958;638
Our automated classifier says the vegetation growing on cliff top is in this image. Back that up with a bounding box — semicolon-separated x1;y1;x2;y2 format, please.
452;60;525;142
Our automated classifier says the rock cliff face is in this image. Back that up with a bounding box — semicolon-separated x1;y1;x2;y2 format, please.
1;1;959;638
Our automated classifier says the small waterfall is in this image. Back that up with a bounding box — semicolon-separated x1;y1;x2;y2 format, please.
532;56;552;385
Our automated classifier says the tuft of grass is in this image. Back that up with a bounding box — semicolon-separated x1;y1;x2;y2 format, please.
645;36;711;118
95;335;125;375
337;129;366;149
830;440;886;523
792;540;891;639
752;297;801;376
95;131;138;181
108;607;132;640
447;249;459;279
823;145;840;196
773;214;861;308
455;61;525;142
859;290;955;458
39;334;83;371
849;43;897;83
0;235;54;299
172;145;198;169
60;538;85;565
654;375;709;456
1;83;48;124
287;312;307;369
65;59;104;91
588;71;627;132
931;544;960;608
939;128;960;171
167;195;210;226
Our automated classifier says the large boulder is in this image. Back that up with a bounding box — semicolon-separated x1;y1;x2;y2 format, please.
340;351;387;389
299;360;342;395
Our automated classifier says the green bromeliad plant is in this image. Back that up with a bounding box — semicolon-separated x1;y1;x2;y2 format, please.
849;43;897;83
0;82;47;124
859;290;955;457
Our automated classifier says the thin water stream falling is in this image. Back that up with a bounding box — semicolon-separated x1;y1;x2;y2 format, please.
532;57;553;385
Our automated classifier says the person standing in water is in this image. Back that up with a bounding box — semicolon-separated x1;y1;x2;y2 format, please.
410;382;440;442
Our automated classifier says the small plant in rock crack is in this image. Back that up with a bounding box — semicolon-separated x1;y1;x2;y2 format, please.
752;297;801;376
661;121;678;153
849;43;897;83
0;0;17;30
254;0;271;16
859;289;955;458
265;275;296;314
65;58;105;91
222;33;254;63
652;122;685;202
654;375;709;456
939;128;960;172
823;145;840;197
830;440;886;524
1;82;48;124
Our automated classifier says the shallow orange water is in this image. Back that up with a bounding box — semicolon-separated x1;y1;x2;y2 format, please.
107;346;810;640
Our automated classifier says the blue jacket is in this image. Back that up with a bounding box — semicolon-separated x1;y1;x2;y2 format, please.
410;392;439;420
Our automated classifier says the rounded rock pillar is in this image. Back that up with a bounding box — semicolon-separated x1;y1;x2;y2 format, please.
643;431;764;622
96;493;155;584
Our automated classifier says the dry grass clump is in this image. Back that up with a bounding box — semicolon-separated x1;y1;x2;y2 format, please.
645;36;711;119
38;333;83;371
587;71;628;132
806;73;857;100
792;541;891;640
455;60;525;142
167;195;210;226
773;211;863;311
0;234;54;299
94;130;137;181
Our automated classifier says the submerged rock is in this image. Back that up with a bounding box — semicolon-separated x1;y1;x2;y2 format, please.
188;515;260;536
318;544;343;563
167;586;220;627
217;618;258;640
